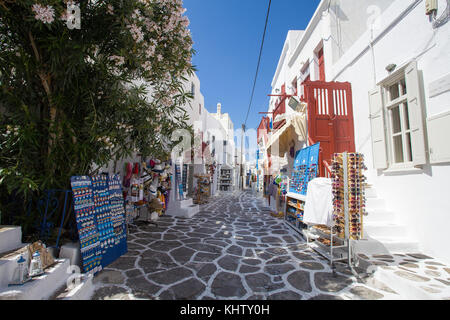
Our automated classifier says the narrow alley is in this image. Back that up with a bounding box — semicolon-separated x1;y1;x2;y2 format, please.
91;191;408;300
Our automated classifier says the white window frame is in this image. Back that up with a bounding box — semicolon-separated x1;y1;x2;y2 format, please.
382;73;413;169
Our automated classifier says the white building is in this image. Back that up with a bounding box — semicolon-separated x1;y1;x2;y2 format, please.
265;0;450;264
211;103;236;167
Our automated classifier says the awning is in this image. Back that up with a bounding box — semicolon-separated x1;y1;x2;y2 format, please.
266;111;307;156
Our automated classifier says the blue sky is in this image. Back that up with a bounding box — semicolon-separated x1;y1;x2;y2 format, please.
184;0;321;132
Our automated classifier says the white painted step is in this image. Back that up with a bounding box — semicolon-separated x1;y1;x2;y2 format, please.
0;226;23;254
353;236;419;255
364;208;396;223
0;259;70;300
166;198;200;218
363;221;408;238
366;198;386;210
365;187;377;198
53;274;94;300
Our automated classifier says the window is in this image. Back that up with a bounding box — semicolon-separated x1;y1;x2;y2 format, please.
191;83;195;96
384;77;413;164
317;47;325;81
368;61;427;170
291;77;298;96
199;103;201;115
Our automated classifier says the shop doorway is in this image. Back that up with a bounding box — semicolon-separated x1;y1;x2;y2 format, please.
303;81;356;176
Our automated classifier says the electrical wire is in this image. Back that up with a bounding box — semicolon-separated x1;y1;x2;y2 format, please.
243;0;272;129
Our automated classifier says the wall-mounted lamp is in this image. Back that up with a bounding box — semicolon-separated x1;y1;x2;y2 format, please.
386;64;397;73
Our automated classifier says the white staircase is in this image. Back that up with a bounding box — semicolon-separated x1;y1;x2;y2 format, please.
0;226;93;300
166;198;199;218
353;187;419;255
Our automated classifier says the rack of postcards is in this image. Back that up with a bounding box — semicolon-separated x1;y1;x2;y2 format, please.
193;174;210;204
308;152;367;269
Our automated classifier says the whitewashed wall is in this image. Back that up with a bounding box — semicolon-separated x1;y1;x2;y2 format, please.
328;0;450;264
278;0;450;263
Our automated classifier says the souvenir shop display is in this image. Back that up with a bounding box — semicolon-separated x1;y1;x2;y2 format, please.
28;251;44;277
26;241;55;270
9;255;30;286
92;175;116;267
219;166;233;191
106;174;128;265
175;163;183;200
182;164;188;193
70;174;128;275
283;143;320;238
70;176;102;274
331;152;367;240
123;158;172;227
289;143;320;195
193;174;210;204
307;152;367;271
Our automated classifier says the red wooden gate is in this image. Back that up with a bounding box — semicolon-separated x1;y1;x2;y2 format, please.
303;81;356;177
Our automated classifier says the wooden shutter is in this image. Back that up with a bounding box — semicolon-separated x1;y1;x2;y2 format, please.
368;87;388;169
405;61;427;166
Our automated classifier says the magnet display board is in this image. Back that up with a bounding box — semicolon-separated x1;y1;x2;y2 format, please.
71;174;127;275
289;143;320;195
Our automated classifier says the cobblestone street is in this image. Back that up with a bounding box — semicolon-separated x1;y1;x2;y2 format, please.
91;191;448;300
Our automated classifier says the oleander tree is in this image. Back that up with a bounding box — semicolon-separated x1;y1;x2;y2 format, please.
0;0;194;233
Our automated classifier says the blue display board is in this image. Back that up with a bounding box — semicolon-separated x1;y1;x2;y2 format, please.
106;174;128;265
289;143;320;195
71;174;127;275
70;176;102;275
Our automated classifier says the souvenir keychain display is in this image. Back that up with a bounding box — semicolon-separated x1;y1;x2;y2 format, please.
175;164;183;200
107;174;128;260
70;176;102;275
289;143;320;196
182;164;188;193
331;152;367;240
91;174;115;265
71;174;128;273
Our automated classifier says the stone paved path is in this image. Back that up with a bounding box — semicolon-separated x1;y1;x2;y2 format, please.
91;191;404;300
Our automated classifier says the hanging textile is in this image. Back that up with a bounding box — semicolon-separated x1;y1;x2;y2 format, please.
303;178;333;226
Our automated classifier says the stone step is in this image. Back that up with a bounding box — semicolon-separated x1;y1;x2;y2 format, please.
0;258;71;300
365;187;377;199
363;221;408;238
353;236;419;255
366;198;386;210
364;208;397;223
52;274;94;300
166;198;199;218
0;226;23;255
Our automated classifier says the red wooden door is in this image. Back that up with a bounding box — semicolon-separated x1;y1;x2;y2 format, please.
317;48;325;81
305;81;355;176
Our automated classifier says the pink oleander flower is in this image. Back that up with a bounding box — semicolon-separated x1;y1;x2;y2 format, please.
109;55;125;66
107;4;114;15
32;4;55;24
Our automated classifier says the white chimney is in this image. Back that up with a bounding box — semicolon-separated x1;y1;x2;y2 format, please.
217;103;222;115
